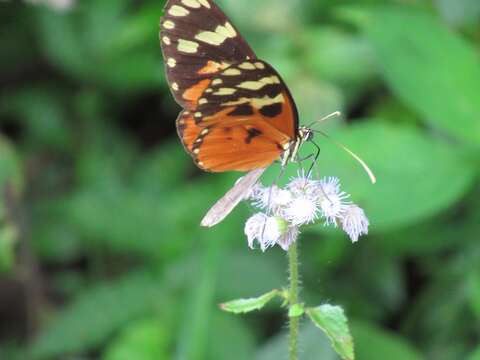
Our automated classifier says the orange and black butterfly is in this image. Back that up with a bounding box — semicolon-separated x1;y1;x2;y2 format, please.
160;0;314;225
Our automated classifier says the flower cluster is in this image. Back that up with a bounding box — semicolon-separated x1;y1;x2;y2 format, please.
244;172;369;251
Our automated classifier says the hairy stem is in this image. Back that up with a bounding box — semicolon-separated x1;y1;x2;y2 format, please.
288;241;300;360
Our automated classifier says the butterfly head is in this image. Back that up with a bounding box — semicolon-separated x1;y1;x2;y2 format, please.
298;126;314;143
281;126;315;167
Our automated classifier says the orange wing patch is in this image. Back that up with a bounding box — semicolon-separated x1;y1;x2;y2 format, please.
176;109;290;172
182;79;212;106
198;61;230;75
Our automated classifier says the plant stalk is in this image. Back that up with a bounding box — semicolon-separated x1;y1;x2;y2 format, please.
288;241;300;360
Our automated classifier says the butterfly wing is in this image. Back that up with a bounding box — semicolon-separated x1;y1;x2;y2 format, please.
160;0;256;109
176;60;298;172
201;167;266;227
161;0;299;172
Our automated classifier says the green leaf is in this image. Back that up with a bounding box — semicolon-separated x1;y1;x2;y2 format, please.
304;28;376;98
364;8;480;145
220;290;280;314
0;225;18;273
352;321;424;360
217;250;285;300
290;76;345;127
309;122;477;231
467;271;480;319
103;318;170;360
0;88;71;149
174;229;229;360
35;8;90;78
30;272;163;359
306;304;354;360
206;312;256;360
256;323;338;360
435;0;480;26
0;135;22;194
467;347;480;360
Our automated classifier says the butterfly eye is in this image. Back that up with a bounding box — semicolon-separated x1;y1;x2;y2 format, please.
299;127;313;142
304;129;314;142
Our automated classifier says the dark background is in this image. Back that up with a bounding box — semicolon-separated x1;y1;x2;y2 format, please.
0;0;479;359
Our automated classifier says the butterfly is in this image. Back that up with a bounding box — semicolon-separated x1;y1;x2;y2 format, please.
160;0;315;226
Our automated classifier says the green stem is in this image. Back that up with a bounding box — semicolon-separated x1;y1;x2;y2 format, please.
288;241;300;360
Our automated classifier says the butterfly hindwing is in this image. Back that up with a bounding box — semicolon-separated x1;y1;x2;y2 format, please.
191;60;298;137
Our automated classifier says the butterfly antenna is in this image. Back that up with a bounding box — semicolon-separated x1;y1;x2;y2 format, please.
306;111;342;128
313;129;377;184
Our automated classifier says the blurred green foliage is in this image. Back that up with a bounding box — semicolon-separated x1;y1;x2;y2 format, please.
0;0;479;359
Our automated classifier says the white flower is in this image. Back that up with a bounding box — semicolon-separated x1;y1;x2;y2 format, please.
244;182;266;201
318;177;350;226
340;204;369;242
243;174;370;251
245;213;288;251
283;196;319;226
276;226;300;251
287;170;319;197
320;177;341;196
252;185;293;212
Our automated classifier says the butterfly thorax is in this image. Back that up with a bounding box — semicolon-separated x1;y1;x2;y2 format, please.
280;126;313;167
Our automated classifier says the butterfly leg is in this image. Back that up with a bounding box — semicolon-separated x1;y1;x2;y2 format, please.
296;140;321;179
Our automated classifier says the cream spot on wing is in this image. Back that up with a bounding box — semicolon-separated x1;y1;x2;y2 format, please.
195;22;237;46
195;31;225;46
195;112;202;117
252;94;285;107
214;88;237;96
162;36;171;45
205;88;213;93
239;62;256;70
163;20;175;29
198;0;210;8
221;98;249;106
181;0;201;8
195;138;202;143
193;148;200;154
223;68;241;76
216;22;237;39
199;98;208;105
222;94;285;107
172;82;179;91
224;22;237;37
236;76;280;90
168;5;190;16
200;128;209;135
177;39;199;53
254;62;265;69
167;58;177;67
198;161;204;166
212;79;223;85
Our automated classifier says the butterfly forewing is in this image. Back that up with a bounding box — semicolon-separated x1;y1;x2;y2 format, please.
161;0;299;173
160;0;256;108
